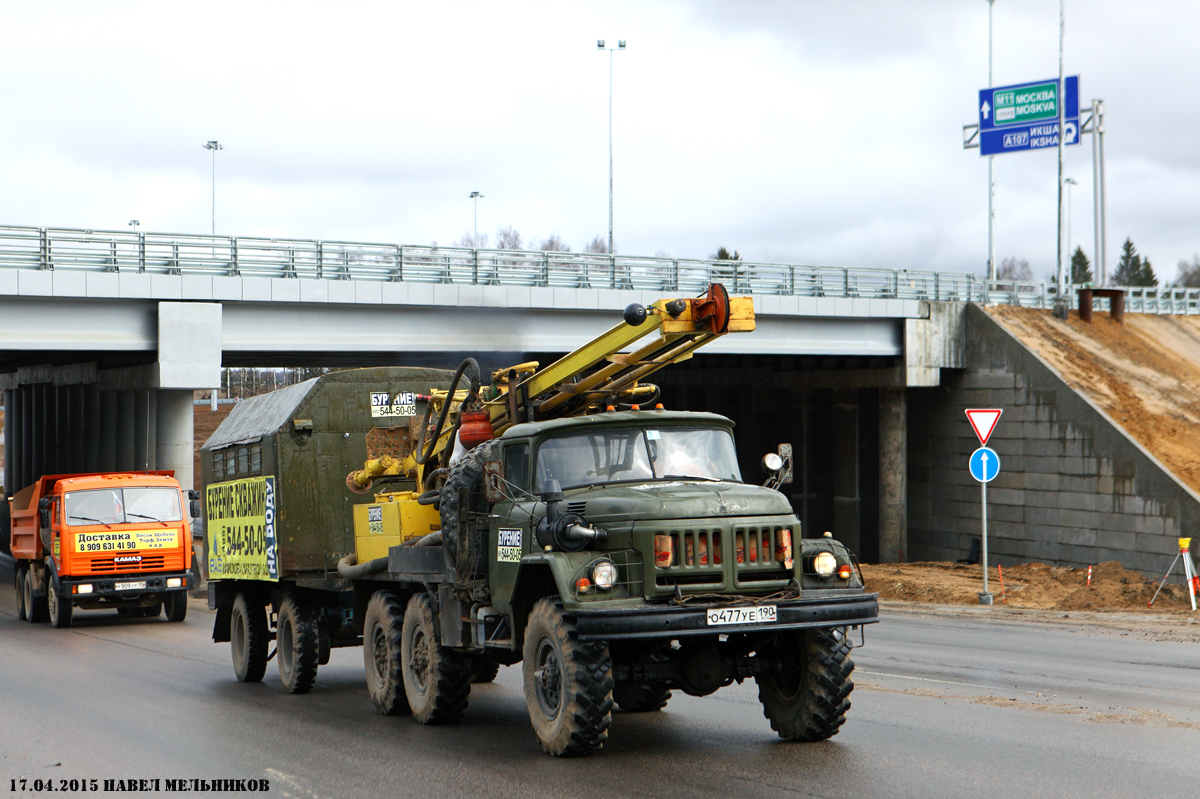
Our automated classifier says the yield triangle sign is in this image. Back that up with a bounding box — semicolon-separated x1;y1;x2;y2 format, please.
965;408;1002;446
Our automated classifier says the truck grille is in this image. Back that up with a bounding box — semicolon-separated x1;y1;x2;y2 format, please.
649;523;795;592
82;552;182;574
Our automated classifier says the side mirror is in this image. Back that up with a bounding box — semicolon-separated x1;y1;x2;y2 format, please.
38;497;51;529
187;489;200;501
189;499;201;519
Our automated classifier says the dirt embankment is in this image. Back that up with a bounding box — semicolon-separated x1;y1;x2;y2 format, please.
861;560;1197;614
985;306;1200;494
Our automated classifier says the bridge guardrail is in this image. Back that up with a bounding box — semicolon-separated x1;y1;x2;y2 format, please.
1;225;1196;314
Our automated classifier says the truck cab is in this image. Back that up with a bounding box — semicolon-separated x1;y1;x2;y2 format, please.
10;472;194;628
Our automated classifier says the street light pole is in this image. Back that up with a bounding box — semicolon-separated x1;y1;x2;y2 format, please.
1064;177;1077;281
202;140;223;236
986;0;996;282
469;191;484;247
597;39;626;256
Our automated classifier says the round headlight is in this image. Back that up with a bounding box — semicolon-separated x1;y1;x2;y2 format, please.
812;551;838;578
591;560;619;590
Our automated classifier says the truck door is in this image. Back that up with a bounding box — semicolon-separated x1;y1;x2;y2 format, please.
489;440;533;615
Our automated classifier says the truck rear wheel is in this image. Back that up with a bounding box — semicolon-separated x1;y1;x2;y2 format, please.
25;568;47;624
401;593;472;724
613;682;671;712
164;591;188;622
15;565;28;621
522;598;613;757
363;591;410;716
277;595;318;694
756;628;854;741
47;579;73;629
231;593;268;683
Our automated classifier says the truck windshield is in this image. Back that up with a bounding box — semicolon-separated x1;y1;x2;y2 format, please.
535;426;741;492
65;487;183;526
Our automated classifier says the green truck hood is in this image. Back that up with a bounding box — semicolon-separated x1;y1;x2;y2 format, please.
561;480;793;524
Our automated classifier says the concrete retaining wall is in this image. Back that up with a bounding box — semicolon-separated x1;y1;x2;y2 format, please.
908;303;1200;575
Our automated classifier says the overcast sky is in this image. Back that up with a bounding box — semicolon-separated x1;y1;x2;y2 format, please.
3;1;1197;282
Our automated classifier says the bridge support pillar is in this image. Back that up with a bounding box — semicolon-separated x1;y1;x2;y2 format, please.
156;390;195;493
832;390;861;555
878;387;907;563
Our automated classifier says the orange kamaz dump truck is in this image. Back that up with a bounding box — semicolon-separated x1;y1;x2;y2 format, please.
9;472;195;628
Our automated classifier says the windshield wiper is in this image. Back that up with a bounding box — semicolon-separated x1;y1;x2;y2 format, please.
661;474;723;482
69;515;112;529
126;512;169;527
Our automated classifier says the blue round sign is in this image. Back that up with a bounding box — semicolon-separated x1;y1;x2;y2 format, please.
969;447;1001;483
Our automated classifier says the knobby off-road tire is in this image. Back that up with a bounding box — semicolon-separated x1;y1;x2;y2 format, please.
613;682;671;712
756;628;854;741
522;598;614;757
15;565;28;622
231;593;269;683
277;595;319;694
47;579;73;628
25;568;47;624
470;654;501;684
440;439;499;580
401;593;472;724
164;591;188;623
363;592;410;716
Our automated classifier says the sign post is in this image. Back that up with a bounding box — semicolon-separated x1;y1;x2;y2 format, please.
966;409;1003;605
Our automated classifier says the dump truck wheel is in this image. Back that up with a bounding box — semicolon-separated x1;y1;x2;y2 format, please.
231;593;268;683
164;591;188;623
613;682;671;712
756;628;854;741
47;579;72;629
25;568;47;624
471;654;501;684
278;595;318;694
363;591;410;716
522;598;613;757
15;565;28;622
401;593;472;724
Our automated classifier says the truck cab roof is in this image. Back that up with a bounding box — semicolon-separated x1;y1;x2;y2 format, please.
502;409;733;439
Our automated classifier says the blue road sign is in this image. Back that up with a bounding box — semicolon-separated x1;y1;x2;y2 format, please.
969;447;1001;483
978;76;1079;156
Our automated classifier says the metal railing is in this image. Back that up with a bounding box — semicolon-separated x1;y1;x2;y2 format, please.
0;225;1193;313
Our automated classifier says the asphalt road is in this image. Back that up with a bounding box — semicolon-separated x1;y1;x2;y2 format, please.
2;552;1198;799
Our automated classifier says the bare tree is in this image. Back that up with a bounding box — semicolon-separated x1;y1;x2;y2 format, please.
998;257;1032;281
495;226;523;250
584;234;609;254
1174;255;1200;288
539;234;571;253
456;231;489;249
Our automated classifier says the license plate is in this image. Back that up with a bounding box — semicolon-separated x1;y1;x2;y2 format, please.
706;605;777;626
114;581;146;591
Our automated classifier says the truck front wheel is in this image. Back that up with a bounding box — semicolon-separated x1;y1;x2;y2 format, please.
401;593;471;724
522;598;613;757
24;568;47;624
165;591;188;622
15;565;28;621
230;593;268;682
277;595;318;694
756;628;854;741
47;579;73;628
363;591;410;715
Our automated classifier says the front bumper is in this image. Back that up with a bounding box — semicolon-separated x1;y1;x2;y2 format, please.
572;591;878;642
60;571;193;605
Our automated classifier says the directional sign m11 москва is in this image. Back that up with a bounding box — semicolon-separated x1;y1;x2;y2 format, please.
978;76;1079;156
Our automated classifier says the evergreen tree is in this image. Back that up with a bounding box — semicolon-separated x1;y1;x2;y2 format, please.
1138;257;1158;287
714;247;741;261
1070;246;1093;285
1112;237;1142;286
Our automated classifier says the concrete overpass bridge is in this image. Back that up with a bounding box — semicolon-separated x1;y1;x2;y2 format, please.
3;225;1199;573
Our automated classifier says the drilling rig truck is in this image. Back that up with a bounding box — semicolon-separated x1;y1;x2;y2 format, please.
202;284;878;756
